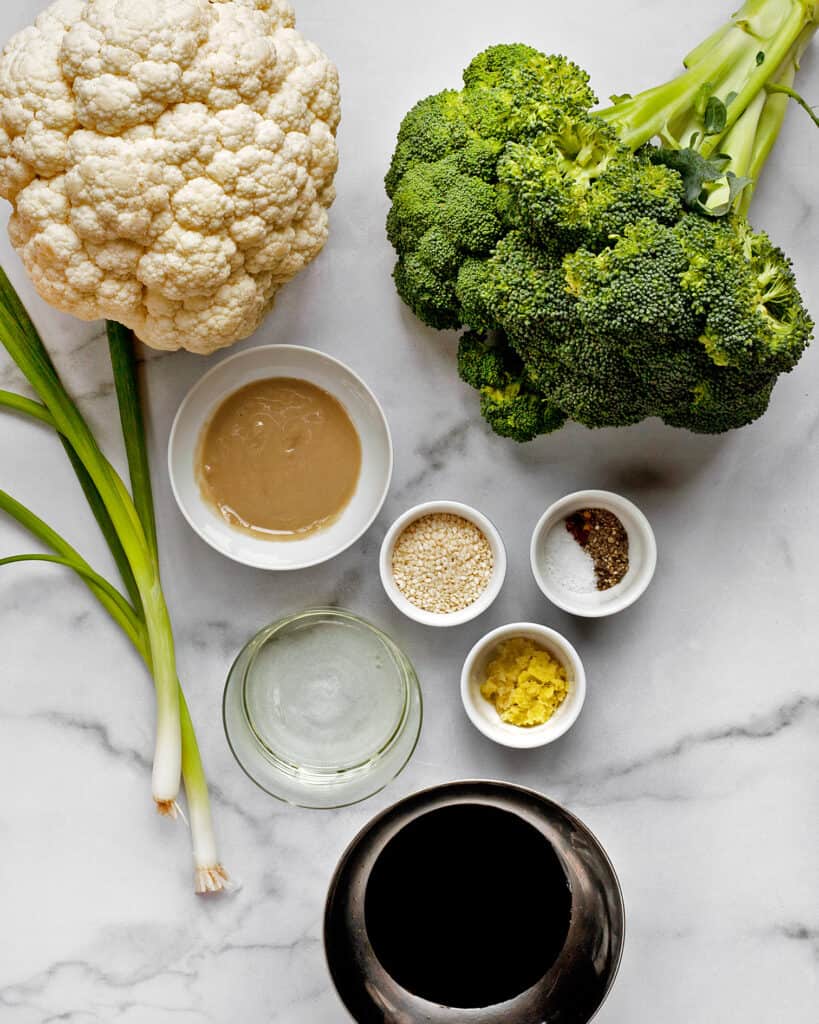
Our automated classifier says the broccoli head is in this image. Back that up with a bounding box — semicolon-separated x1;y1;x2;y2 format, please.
386;17;815;443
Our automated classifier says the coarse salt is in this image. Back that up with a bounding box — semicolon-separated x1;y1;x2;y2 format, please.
540;522;597;594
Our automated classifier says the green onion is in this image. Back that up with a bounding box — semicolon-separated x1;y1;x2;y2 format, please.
0;268;181;811
0;272;228;892
106;321;228;893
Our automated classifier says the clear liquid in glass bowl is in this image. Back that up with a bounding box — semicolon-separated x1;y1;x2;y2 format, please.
223;609;422;808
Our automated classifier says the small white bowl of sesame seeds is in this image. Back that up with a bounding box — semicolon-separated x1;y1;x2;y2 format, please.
379;500;507;627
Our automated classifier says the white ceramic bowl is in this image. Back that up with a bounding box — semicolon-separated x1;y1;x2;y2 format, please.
460;622;586;749
168;345;393;570
379;500;506;627
530;489;657;617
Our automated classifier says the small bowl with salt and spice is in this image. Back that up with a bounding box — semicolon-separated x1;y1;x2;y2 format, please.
531;489;657;617
379;500;506;627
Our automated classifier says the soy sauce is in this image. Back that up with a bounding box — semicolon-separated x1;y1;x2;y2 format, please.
364;803;572;1009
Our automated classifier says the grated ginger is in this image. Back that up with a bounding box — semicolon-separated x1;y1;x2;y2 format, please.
480;638;569;727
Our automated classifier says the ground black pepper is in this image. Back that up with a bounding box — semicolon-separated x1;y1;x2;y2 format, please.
565;508;629;591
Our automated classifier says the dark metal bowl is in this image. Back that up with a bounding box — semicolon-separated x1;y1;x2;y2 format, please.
324;780;625;1023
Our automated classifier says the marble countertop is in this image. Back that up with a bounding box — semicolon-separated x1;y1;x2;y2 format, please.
1;1;818;1021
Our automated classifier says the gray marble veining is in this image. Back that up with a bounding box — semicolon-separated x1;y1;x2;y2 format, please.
1;1;818;1022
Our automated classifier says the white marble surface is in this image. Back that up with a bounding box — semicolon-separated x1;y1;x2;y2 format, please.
1;1;818;1021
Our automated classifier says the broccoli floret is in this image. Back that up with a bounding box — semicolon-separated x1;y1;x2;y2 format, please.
549;368;654;429
457;331;565;441
565;219;699;344
678;215;812;372
585;150;685;245
551;332;637;385
386;158;500;255
481;231;577;346
385;91;468;198
746;233;812;372
480;384;567;441
456;330;517;390
455;259;494;331
413;226;460;275
387;159;503;328
663;375;777;433
456;138;506;182
626;344;714;405
499;116;621;250
393;255;460;330
499;120;685;251
462;45;596;140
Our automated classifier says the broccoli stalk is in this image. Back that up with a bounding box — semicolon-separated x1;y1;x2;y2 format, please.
601;0;813;147
737;22;817;215
599;0;817;211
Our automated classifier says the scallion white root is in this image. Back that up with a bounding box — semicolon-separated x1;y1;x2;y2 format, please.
181;695;231;894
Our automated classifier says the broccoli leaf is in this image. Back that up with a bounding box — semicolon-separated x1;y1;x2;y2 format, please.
703;96;728;134
649;147;748;216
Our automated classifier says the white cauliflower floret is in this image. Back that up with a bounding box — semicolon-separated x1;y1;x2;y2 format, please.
0;0;340;352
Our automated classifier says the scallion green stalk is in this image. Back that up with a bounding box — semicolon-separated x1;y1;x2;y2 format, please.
0;389;142;609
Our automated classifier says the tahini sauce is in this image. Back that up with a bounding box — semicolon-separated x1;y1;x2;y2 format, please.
197;377;362;540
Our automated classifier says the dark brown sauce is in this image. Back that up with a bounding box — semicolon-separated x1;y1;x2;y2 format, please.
364;804;572;1008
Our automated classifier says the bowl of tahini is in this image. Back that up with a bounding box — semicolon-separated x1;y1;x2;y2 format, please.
169;345;393;570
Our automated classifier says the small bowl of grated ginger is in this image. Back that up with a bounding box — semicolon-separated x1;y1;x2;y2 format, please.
460;623;586;749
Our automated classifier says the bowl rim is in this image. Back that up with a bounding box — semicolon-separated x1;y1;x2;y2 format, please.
167;344;394;570
460;622;586;748
378;499;507;627
530;489;657;617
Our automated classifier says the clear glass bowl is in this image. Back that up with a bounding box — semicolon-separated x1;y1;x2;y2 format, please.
223;608;423;808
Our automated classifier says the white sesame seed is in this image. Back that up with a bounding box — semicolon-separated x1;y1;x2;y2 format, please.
391;513;494;614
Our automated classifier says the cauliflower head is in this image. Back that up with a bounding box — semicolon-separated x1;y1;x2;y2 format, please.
0;0;340;353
